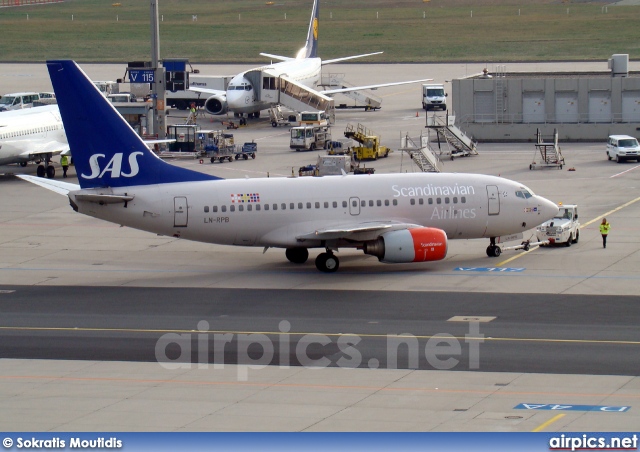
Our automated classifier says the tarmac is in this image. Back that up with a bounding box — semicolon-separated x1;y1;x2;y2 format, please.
0;61;639;432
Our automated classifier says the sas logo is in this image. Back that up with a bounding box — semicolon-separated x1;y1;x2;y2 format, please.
82;152;143;179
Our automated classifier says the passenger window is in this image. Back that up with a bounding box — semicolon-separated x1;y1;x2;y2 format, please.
307;202;312;209
360;200;365;207
385;200;389;206
419;198;424;205
445;197;450;204
437;198;441;204
453;197;458;204
256;204;261;211
290;203;295;210
410;199;415;205
281;203;286;210
264;204;269;211
369;200;374;207
230;205;235;212
239;205;244;211
392;199;397;206
324;202;329;208
315;202;320;208
461;197;466;203
204;206;209;213
221;205;227;212
342;201;347;208
352;200;358;207
273;204;278;210
332;201;337;208
428;198;433;205
298;202;303;209
377;200;381;207
247;205;252;211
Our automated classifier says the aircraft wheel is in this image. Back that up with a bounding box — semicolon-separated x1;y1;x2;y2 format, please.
46;165;55;179
20;161;28;168
493;246;501;257
36;165;45;178
486;246;493;257
315;252;339;273
285;247;309;264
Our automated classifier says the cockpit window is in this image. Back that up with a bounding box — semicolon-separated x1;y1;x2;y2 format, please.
245;85;252;91
515;189;533;199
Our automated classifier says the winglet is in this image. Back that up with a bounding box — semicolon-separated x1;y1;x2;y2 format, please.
47;60;222;190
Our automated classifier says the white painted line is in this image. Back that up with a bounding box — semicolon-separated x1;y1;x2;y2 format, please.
610;164;640;178
448;316;496;322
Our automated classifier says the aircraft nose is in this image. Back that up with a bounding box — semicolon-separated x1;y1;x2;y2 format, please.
226;89;243;109
538;196;559;220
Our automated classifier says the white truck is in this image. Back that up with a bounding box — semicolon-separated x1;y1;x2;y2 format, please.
535;204;580;246
422;84;447;111
290;126;332;151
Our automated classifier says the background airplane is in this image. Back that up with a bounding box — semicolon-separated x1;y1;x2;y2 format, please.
0;105;68;178
191;0;431;118
20;60;559;273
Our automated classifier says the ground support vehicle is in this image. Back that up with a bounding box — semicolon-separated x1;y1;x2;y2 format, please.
235;142;257;160
268;106;297;127
606;135;640;163
530;128;565;170
290;126;332;151
344;123;390;160
422;84;447;111
535;204;580;247
197;130;236;163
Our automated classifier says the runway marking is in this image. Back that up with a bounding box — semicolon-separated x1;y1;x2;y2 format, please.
531;413;566;432
0;375;638;401
1;326;639;345
496;195;640;267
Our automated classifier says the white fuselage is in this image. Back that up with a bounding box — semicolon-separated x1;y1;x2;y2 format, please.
0;107;66;165
226;58;322;114
69;172;556;249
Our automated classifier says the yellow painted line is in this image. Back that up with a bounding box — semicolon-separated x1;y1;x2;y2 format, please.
497;195;640;266
532;413;566;432
1;326;639;345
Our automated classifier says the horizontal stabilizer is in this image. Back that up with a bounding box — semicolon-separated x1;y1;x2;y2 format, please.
17;174;79;195
260;53;293;62
323;52;383;65
322;78;433;95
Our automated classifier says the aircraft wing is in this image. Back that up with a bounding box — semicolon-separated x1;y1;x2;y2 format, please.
322;52;384;65
189;87;226;96
296;220;422;241
19;140;70;159
321;78;433;95
260;53;293;62
17;174;79;195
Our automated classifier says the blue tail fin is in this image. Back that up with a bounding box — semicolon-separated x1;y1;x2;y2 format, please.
299;0;319;59
47;60;221;189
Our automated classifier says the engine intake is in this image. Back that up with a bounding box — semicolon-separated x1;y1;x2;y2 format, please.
363;228;448;263
204;95;228;115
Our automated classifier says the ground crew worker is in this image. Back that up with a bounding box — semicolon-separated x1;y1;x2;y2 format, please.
187;103;197;124
60;154;69;178
599;218;611;248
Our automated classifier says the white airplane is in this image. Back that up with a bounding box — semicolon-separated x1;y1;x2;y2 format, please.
0;105;69;178
20;60;559;272
191;0;431;118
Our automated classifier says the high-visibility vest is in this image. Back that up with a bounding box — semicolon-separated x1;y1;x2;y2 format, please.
599;222;611;235
60;155;69;166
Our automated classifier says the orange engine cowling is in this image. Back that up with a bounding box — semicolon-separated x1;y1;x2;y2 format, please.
363;227;448;263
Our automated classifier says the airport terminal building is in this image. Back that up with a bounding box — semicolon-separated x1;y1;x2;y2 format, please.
451;55;640;141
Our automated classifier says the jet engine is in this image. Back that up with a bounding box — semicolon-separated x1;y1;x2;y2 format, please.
363;228;448;263
204;95;228;115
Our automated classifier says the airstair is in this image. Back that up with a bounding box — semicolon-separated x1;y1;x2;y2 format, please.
320;73;382;110
426;112;478;159
530;128;565;170
244;70;335;123
344;123;375;143
399;132;441;172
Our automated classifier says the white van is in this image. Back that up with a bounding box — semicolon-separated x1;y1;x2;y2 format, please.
606;135;640;163
422;84;447;111
0;92;41;112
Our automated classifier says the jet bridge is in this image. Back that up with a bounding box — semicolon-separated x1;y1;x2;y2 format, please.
245;70;335;123
426;112;478;160
320;73;382;110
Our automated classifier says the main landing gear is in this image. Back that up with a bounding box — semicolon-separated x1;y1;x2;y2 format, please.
285;247;339;273
486;237;501;257
35;153;55;179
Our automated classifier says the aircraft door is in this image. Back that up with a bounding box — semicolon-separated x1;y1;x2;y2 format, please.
174;196;188;227
349;197;360;216
486;185;500;215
